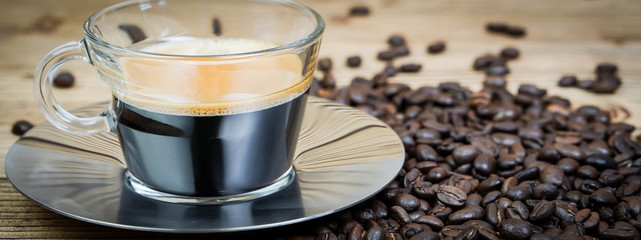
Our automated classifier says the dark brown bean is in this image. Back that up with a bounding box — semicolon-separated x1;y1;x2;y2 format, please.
499;218;533;239
427;41;446;54
394;193;420;212
437;186;467;207
387;35;406;47
317;58;333;72
212;17;222;36
349;6;370;16
53;72;74;88
500;47;520;60
346;56;362;68
399;63;422;73
530;200;555;222
118;24;147;43
11;120;34;135
558;75;578;87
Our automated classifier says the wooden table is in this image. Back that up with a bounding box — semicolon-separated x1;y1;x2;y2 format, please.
1;0;640;238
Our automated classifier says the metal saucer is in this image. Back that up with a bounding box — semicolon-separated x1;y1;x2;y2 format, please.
5;96;404;233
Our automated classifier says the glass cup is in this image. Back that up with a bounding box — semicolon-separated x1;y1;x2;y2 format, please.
34;0;324;204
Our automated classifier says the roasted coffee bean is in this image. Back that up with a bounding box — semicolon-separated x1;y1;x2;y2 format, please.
585;154;617;169
500;47;520;60
415;215;444;230
577;165;599;180
530;200;555;222
427;205;452;221
394;193;420;212
392;46;411;57
557;158;580;174
589;188;618;205
416;144;439;162
353;208;376;223
600;228;636;240
452;145;478;165
118;24;147;43
437;186;467;207
506;25;526;37
473;153;496;176
384;65;397;77
486;203;504;226
577;79;595;90
454;227;478;240
558;75;578;87
390;206;412;225
399;63;422;73
554;201;578;222
408;231;439;240
377;218;400;233
346;56;362;67
318;58;333;72
486;22;508;33
505;185;532;201
515;167;540;182
387;35;406;47
11;120;34;135
212;17;222;36
53;72;74;88
533;183;559;200
377;50;396;61
499;218;533;239
427;41;446;54
321;72;337;89
448;205;483;224
614;202;630;221
541;165;565;186
482;191;502;207
399;223;426;238
485;65;510;75
349;6;370;16
510;200;530;220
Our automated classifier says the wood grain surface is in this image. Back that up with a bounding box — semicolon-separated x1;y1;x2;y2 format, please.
1;0;640;238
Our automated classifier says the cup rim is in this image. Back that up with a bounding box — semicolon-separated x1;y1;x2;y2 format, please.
82;0;325;59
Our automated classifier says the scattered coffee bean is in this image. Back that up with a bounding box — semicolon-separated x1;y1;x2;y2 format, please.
118;24;147;43
11;120;34;135
399;63;422;73
557;75;578;87
500;47;520;60
387;35;406;47
346;56;362;68
349;6;370;16
317;58;333;72
53;72;74;88
427;41;446;54
486;22;526;38
212;17;222;36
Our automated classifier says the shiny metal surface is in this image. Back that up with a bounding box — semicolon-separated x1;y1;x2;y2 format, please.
5;96;405;233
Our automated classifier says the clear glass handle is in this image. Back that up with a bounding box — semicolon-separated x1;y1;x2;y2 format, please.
34;40;110;135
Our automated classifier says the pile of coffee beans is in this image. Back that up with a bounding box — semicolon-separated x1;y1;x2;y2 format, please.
472;47;520;76
558;63;622;94
300;58;640;239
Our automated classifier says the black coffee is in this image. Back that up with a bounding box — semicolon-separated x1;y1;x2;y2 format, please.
113;92;308;196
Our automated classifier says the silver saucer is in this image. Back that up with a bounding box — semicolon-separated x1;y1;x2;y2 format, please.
5;96;404;233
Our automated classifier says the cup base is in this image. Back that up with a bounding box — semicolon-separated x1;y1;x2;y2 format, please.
125;166;295;205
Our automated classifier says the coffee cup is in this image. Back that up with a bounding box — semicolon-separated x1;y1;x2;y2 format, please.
34;0;324;204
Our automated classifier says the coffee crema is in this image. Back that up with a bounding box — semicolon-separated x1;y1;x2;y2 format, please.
115;37;309;116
